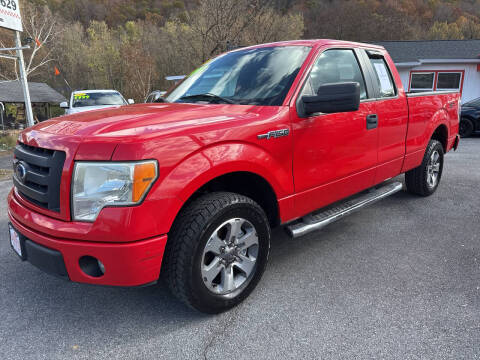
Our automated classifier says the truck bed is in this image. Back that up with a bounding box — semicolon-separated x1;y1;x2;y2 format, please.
403;90;461;171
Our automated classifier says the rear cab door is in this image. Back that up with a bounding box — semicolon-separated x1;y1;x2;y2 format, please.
290;46;380;217
358;49;409;184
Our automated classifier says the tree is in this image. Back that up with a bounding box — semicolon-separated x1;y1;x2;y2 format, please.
182;0;276;62
303;0;420;41
241;8;304;44
427;16;480;40
457;15;480;39
119;21;159;101
54;22;89;90
22;4;59;79
0;3;59;81
84;21;122;90
4;0;480;103
427;21;463;40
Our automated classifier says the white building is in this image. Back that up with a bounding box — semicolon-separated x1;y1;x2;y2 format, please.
376;40;480;103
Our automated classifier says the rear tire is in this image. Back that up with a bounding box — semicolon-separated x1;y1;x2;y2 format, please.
405;139;444;197
459;117;474;138
163;192;270;314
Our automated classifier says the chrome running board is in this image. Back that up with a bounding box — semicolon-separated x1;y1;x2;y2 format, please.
286;181;403;238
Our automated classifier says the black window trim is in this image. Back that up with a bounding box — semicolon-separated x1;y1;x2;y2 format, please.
359;49;399;101
295;47;374;117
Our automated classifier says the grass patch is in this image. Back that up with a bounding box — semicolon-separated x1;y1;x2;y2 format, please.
0;169;13;181
0;133;17;150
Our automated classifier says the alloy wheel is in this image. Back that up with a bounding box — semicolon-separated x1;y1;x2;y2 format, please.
426;150;441;188
201;218;259;295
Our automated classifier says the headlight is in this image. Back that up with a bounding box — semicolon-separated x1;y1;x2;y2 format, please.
72;160;158;222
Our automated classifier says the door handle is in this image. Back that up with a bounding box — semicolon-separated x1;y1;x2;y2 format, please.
366;114;378;130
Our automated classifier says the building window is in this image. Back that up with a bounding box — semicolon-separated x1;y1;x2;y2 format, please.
437;72;462;90
409;70;464;93
410;72;435;92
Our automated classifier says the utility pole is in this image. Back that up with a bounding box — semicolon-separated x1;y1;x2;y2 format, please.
15;32;34;127
0;1;35;127
0;102;4;131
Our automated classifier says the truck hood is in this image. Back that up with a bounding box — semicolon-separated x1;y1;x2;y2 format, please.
34;103;266;139
66;105;122;114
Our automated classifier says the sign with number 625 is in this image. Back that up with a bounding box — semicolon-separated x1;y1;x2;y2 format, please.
0;0;22;32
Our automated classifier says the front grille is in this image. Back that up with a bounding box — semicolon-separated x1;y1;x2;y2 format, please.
13;143;66;212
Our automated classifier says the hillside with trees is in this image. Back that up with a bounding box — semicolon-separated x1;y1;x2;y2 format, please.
1;0;479;102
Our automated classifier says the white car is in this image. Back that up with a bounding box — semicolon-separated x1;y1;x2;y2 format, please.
60;90;134;115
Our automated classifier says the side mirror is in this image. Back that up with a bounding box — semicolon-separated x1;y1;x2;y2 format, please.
302;82;360;115
60;101;69;109
127;99;135;105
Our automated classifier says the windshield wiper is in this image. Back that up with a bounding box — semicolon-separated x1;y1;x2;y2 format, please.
177;93;236;104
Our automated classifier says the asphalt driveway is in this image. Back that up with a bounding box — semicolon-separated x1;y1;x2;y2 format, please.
0;138;479;359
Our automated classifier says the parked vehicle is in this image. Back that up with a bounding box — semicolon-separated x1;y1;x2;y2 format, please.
145;90;166;103
8;40;460;313
145;76;187;103
60;90;134;115
460;97;480;137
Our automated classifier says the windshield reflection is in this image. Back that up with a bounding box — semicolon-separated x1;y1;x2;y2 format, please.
166;46;311;106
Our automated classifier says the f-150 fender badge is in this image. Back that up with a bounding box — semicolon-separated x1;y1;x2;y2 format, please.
257;129;290;140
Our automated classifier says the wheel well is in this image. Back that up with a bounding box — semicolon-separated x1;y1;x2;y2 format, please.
431;124;448;152
188;172;280;227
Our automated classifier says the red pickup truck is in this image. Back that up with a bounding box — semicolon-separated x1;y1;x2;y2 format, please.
8;40;460;313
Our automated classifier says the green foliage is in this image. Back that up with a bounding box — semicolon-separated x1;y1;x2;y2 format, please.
0;134;17;150
11;0;480;102
302;0;480;41
427;15;480;39
49;106;64;119
47;0;306;101
5;104;17;118
428;21;464;39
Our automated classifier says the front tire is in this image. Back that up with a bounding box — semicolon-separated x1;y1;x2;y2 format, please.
405;139;444;196
163;192;270;314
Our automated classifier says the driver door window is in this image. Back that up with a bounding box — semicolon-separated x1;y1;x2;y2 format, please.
302;49;368;100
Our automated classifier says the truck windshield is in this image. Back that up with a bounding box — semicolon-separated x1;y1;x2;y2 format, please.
166;46;311;106
73;92;126;108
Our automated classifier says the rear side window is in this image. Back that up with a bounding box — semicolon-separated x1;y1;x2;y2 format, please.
302;49;368;100
368;57;396;98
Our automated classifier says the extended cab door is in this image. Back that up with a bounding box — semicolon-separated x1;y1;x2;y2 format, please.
360;50;409;184
291;48;379;217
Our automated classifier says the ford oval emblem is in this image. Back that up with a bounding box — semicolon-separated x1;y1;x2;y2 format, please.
14;161;28;184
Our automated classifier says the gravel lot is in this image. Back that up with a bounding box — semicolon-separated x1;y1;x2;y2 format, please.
0;138;479;360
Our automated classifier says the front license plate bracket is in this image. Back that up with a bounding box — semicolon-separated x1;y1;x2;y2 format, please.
9;224;26;260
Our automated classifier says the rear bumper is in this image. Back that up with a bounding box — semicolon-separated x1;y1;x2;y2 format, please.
8;202;168;287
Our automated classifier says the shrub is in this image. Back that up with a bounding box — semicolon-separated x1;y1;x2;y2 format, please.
0;134;17;150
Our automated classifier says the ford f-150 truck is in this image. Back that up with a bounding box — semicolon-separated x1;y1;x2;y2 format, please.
8;40;460;313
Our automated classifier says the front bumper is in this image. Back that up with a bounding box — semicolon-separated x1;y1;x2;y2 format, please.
8;193;168;287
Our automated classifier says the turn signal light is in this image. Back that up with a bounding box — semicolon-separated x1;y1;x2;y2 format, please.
133;162;157;202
